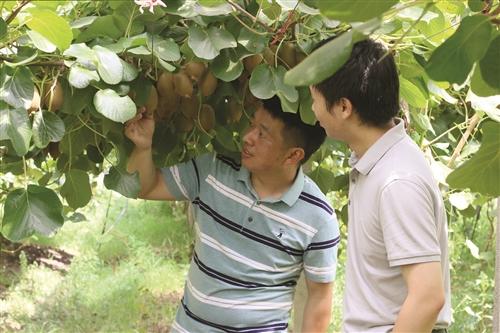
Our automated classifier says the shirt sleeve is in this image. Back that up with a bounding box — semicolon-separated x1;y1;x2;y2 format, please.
303;215;340;283
379;179;442;267
160;153;214;201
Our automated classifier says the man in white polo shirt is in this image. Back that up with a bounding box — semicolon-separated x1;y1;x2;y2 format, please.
309;38;451;332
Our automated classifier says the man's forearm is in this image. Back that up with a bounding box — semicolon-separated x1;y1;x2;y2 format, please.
300;298;331;333
393;294;444;332
127;147;157;197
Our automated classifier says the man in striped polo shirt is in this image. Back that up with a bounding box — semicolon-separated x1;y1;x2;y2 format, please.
125;96;340;332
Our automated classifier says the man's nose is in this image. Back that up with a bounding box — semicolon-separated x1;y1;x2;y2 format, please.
242;127;257;144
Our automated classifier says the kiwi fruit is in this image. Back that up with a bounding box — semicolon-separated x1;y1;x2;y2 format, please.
156;72;179;110
199;104;216;132
48;142;60;159
42;80;64;111
278;42;297;68
184;61;206;82
180;96;200;119
200;71;218;97
227;99;243;124
155;95;177;121
243;54;263;73
173;71;193;98
29;87;41;113
262;47;275;65
295;49;307;64
174;113;195;133
145;86;158;115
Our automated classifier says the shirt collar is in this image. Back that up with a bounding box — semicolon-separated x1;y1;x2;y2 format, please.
237;166;305;206
349;119;406;175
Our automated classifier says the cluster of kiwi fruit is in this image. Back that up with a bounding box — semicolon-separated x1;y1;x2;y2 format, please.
139;61;219;134
243;42;306;72
29;79;64;113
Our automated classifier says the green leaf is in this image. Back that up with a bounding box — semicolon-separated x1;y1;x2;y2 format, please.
466;90;500;122
479;35;500;90
103;166;140;199
94;89;136;123
471;64;500;97
308;166;336;193
27;30;56;53
0;102;32;156
1;185;64;242
238;28;268;53
298;87;316;125
0;66;34;109
274;66;298;102
64;43;97;65
121;59;139;82
93;45;123;84
249;64;275;99
188;25;237;60
211;49;244;82
0;17;6;39
426;15;492;84
147;35;181;62
468;0;484;12
447;121;500;196
26;9;73;51
400;77;427;107
68;64;100;89
32;111;65;148
284;19;380;86
318;0;397;22
61;169;92;209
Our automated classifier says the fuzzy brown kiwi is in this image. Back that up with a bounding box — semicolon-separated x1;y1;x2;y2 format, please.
295;49;307;64
42;80;63;111
184;61;206;82
227;99;243;124
278;42;296;68
173;71;193;98
174;113;195;133
243;54;263;73
262;47;275;65
145;86;159;115
48;142;60;159
199;104;216;132
180;96;200;119
200;71;218;97
155;95;177;121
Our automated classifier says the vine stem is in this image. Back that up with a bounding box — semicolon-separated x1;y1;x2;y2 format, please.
225;0;273;33
447;113;481;167
5;0;31;25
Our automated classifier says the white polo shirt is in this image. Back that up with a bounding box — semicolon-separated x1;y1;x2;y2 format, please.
343;120;451;332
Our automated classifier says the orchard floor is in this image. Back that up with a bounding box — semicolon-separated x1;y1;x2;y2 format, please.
0;192;494;332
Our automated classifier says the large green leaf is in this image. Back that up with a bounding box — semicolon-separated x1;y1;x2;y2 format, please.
284;19;380;86
0;66;34;109
447;121;500;196
68;64;100;89
103;166;141;199
0;17;6;39
238;28;268;53
298;87;316;125
211;49;244;82
308;166;336;193
1;185;64;242
147;35;181;62
61;169;92;209
250;64;298;101
471;64;500;97
188;25;237;60
400;77;427;107
93;45;123;84
27;30;57;53
479;34;500;90
94;89;136;123
318;0;397;22
426;15;492;84
0;102;32;156
26;9;73;51
32;111;65;148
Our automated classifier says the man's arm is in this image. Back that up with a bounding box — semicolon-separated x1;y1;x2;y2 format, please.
125;108;175;201
393;261;445;332
300;279;333;333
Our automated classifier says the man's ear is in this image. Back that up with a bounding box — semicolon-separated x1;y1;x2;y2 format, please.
286;148;305;166
339;97;354;119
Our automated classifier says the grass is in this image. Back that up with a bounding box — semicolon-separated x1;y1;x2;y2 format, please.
0;189;495;332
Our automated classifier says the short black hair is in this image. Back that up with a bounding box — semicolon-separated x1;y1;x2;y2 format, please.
261;96;326;163
312;37;399;127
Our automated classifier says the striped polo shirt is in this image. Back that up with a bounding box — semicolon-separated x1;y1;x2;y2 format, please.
162;153;339;333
